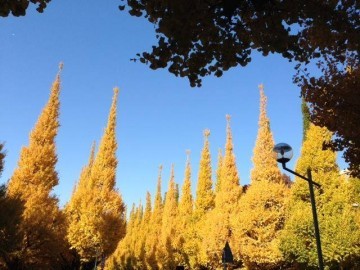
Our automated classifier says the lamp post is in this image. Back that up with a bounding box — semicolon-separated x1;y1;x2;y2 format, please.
273;143;324;270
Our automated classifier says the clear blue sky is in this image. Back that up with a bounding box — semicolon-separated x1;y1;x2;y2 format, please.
0;1;343;209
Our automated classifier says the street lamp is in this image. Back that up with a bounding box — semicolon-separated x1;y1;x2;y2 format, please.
273;143;324;270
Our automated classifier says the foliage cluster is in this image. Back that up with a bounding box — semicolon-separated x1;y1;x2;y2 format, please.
2;0;359;178
0;68;126;269
119;0;360;178
105;86;360;270
0;72;359;270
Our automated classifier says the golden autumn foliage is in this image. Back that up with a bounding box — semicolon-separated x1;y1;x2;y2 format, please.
215;148;223;194
176;151;193;268
201;115;242;269
280;123;360;268
66;88;126;267
3;71;360;270
146;165;164;269
187;130;215;268
234;181;289;269
251;85;283;184
232;87;289;269
6;67;68;269
158;165;179;269
194;129;214;218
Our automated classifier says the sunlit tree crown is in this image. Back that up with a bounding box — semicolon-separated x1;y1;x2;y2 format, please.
280;122;360;268
194;129;214;218
251;84;283;184
90;87;119;190
217;114;241;208
66;88;125;265
6;66;67;268
179;150;193;218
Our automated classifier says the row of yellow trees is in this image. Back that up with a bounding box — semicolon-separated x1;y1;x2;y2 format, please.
0;68;359;270
105;86;360;269
0;67;126;270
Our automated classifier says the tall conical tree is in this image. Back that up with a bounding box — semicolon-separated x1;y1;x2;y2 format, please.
66;88;126;267
139;191;153;269
250;84;282;184
194;129;214;218
7;65;67;269
187;130;215;268
216;115;242;212
158;165;179;269
179;151;193;223
233;86;289;268
145;165;164;269
280;123;360;268
177;150;194;268
201;115;242;268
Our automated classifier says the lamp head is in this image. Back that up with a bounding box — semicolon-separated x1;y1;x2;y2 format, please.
273;143;293;164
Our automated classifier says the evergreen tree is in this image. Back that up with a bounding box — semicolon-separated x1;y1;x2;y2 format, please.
66;88;126;267
250;84;283;184
280;123;360;268
7;66;68;269
202;115;242;268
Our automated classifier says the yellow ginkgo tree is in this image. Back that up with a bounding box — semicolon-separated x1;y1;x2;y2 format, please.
66;88;126;268
7;66;68;269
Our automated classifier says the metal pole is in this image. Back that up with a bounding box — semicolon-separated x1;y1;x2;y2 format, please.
307;168;324;270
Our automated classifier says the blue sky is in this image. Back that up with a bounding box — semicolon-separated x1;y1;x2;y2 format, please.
0;1;340;209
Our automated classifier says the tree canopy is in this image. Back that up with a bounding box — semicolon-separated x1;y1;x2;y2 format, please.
119;0;359;177
0;0;50;17
2;0;359;175
120;0;358;84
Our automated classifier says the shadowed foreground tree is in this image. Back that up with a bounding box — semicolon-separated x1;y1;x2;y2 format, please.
0;145;24;269
121;0;357;86
0;0;51;17
299;58;360;178
121;0;359;177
